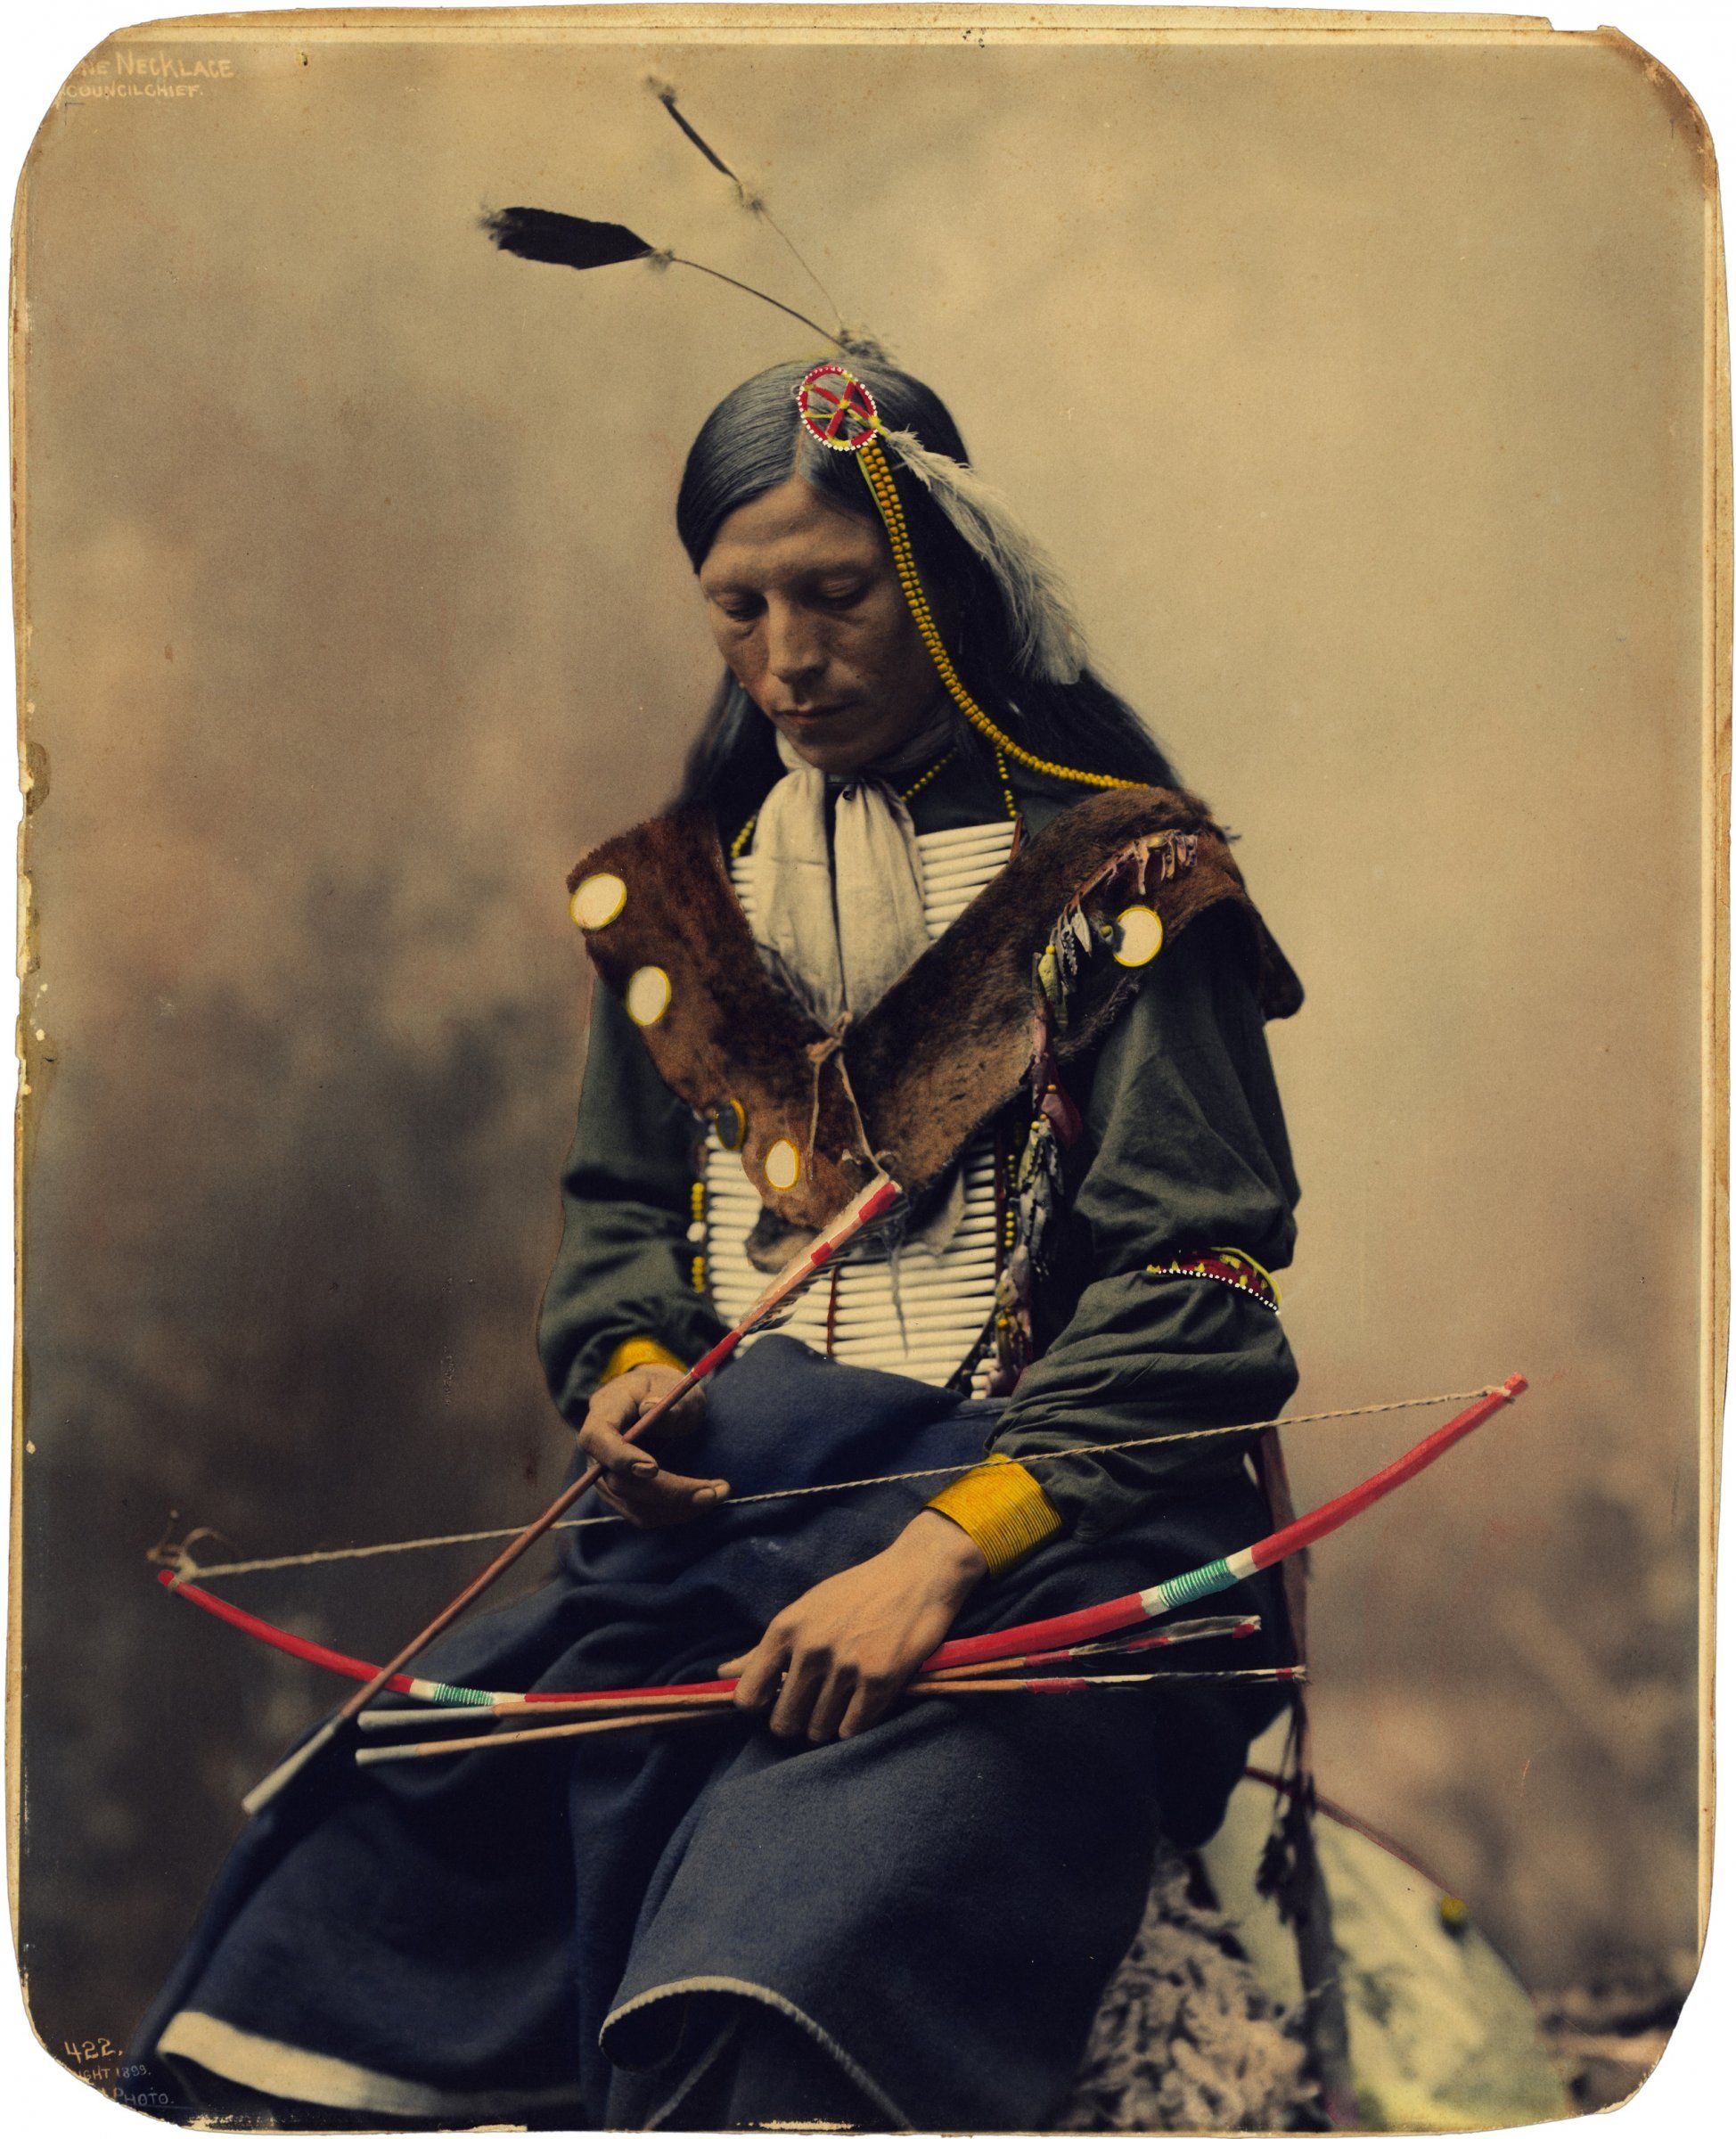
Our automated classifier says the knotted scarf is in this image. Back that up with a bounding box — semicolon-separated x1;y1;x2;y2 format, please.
749;717;953;1028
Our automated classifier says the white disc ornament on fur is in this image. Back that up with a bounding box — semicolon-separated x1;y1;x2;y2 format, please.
1110;905;1164;968
564;873;628;932
624;965;672;1026
569;872;627;930
762;1138;802;1192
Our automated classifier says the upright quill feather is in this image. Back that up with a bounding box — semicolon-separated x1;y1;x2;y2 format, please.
643;77;864;347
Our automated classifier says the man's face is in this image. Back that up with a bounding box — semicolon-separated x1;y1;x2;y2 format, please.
697;475;946;775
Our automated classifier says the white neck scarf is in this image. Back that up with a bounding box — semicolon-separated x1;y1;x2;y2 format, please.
749;717;951;1029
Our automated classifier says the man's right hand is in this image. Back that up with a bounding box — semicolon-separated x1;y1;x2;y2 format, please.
576;1365;729;1528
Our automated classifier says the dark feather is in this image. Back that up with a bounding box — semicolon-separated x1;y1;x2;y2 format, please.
481;207;656;272
652;85;739;182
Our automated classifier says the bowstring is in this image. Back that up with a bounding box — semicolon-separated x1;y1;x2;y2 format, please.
156;1387;1503;1585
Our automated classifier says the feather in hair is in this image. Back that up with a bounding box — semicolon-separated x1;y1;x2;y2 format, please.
482;203;844;347
877;427;1087;683
480;207;667;273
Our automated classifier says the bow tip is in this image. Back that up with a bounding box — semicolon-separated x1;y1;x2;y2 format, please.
1502;1373;1529;1398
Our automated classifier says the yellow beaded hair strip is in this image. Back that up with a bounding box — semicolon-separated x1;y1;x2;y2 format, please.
794;365;1138;794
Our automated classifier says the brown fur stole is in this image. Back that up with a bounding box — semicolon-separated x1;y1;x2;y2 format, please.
569;786;1300;1242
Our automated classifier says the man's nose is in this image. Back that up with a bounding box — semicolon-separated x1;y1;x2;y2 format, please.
764;603;826;686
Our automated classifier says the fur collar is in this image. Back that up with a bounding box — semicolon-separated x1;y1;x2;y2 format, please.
569;786;1300;1238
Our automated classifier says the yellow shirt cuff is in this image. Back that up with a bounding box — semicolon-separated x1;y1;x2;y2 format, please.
925;1455;1064;1576
598;1336;689;1385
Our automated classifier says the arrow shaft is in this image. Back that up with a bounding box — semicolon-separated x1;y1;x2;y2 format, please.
238;1177;900;1813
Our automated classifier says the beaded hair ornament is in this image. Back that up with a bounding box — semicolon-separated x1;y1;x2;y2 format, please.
484;78;1136;794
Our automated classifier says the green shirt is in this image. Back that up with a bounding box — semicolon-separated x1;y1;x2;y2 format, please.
536;751;1301;1547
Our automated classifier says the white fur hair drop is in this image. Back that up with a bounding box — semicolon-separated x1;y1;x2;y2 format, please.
877;427;1087;685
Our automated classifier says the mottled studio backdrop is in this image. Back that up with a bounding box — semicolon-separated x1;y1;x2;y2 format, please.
13;11;1715;2085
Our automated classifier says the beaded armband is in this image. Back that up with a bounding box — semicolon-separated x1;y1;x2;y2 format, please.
925;1453;1063;1575
598;1336;691;1384
1144;1248;1282;1312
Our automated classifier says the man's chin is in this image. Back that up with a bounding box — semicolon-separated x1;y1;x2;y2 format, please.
786;740;872;775
772;719;879;776
763;697;943;777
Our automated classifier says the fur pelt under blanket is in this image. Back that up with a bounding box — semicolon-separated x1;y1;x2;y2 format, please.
1059;1848;1318;2134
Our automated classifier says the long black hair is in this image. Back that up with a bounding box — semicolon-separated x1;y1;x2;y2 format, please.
671;356;1179;833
